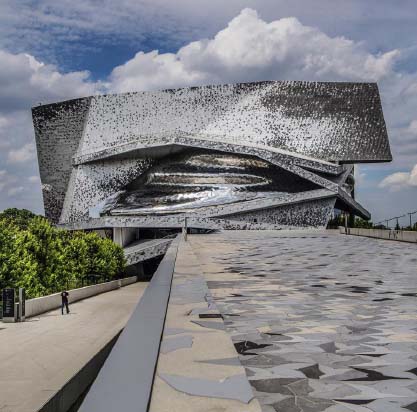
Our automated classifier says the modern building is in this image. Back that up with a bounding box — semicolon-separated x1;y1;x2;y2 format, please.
32;81;391;242
28;82;410;412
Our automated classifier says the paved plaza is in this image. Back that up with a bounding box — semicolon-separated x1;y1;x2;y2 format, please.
190;231;417;412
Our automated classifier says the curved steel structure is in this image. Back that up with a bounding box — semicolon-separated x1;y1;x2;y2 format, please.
32;81;391;230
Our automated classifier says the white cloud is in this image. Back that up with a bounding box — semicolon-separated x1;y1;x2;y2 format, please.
0;49;101;111
354;166;366;187
0;115;9;129
379;164;417;191
7;186;24;197
1;0;416;70
28;175;40;183
0;49;103;211
109;9;400;92
406;120;417;135
7;143;36;164
0;170;17;192
0;6;417;219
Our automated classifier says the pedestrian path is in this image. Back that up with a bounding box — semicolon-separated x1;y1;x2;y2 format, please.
149;239;261;412
0;282;147;412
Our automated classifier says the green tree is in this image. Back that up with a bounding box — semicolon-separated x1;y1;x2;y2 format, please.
0;218;44;298
0;220;16;291
0;209;126;298
26;217;63;292
84;233;126;283
9;221;55;298
354;218;374;229
60;232;88;289
0;208;39;230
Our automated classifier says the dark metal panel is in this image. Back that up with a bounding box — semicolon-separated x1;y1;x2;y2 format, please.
32;97;92;222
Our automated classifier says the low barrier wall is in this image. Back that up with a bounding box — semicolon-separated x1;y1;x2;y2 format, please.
39;332;121;412
78;236;180;412
339;227;417;243
25;276;137;318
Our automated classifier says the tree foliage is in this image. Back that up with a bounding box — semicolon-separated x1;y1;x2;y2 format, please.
0;209;126;299
353;218;374;229
327;213;374;229
0;208;38;230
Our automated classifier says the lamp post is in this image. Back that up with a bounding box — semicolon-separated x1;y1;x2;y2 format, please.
391;215;406;231
183;217;188;241
407;210;417;229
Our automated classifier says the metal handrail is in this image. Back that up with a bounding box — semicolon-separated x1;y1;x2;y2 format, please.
376;211;416;230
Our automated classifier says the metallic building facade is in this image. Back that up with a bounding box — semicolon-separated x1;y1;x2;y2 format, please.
32;81;391;231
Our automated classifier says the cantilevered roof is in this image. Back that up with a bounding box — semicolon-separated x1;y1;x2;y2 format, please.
74;81;391;163
34;81;391;164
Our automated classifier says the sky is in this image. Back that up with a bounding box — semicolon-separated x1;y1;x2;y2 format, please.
0;0;416;226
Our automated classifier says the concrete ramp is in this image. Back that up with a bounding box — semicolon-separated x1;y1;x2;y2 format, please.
0;282;147;412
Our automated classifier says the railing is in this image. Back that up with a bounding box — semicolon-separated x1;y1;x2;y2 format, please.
375;210;417;230
340;226;417;243
23;275;138;319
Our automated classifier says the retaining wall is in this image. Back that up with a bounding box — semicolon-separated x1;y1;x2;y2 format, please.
339;227;417;243
25;276;137;318
77;237;180;412
39;332;121;412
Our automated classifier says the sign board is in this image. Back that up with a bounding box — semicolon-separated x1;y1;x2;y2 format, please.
2;288;15;322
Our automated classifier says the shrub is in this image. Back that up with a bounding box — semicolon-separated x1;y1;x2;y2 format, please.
0;209;126;298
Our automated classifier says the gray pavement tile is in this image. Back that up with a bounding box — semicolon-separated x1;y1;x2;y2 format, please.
159;373;254;403
190;231;417;411
197;357;242;366
160;335;193;353
191;320;226;330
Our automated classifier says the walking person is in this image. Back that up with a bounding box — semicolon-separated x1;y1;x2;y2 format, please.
61;290;70;315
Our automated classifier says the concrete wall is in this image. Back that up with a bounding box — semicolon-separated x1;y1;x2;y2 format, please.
340;227;417;243
94;229;112;239
40;333;121;412
113;227;139;247
25;276;137;318
124;239;172;266
226;197;335;229
77;237;180;412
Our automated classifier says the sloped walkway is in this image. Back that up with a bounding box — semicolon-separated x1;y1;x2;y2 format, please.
149;240;261;412
124;238;172;265
0;282;147;412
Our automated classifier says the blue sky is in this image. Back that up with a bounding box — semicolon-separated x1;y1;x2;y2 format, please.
0;0;416;225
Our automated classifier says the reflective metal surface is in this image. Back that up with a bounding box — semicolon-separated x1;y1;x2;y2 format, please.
103;151;320;216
